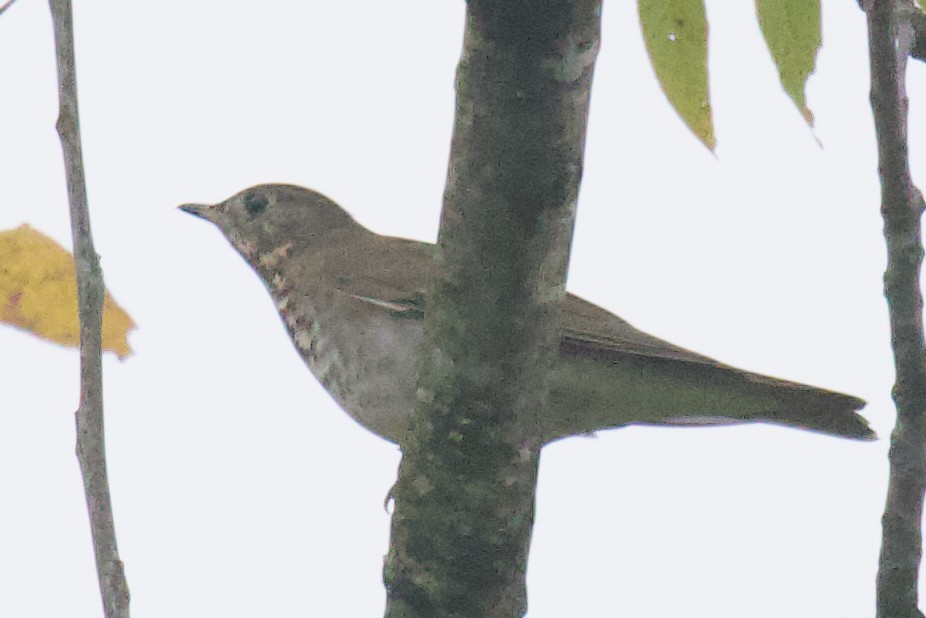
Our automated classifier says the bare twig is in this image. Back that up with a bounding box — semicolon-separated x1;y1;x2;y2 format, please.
48;1;130;617
867;1;926;617
0;0;19;17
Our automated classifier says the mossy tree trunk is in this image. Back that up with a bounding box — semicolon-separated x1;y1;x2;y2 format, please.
384;2;602;616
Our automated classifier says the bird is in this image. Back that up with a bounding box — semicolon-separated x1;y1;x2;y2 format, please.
179;184;875;445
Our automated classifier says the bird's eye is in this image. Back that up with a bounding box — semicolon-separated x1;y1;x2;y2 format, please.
243;192;269;217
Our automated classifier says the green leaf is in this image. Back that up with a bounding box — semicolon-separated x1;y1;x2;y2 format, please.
755;0;820;125
639;0;714;150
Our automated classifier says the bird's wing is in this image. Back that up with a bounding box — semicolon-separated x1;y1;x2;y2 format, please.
560;294;727;367
559;293;858;397
326;234;433;314
331;240;807;380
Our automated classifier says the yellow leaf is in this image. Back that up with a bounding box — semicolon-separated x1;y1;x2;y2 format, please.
639;0;715;150
0;224;135;358
756;0;820;126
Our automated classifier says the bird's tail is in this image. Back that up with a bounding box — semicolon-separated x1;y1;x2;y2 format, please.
751;385;875;440
548;350;876;442
646;369;876;440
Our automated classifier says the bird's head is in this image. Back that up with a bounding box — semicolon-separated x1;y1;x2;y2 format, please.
179;184;360;263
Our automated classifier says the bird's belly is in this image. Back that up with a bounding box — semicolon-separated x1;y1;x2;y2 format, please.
300;309;421;444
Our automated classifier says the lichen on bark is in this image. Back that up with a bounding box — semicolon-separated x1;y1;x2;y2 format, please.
383;2;602;616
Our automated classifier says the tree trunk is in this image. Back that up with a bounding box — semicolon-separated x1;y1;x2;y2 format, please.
384;2;601;616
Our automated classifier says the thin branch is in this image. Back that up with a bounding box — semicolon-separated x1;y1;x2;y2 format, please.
48;1;130;617
867;1;926;617
0;0;19;17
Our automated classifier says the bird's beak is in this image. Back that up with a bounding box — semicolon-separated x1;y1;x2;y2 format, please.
178;203;214;221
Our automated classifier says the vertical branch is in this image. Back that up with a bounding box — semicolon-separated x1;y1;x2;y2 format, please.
867;1;926;617
384;1;601;616
48;1;130;617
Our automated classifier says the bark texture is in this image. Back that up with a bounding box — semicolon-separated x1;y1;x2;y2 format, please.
867;2;926;617
383;2;601;616
857;0;926;63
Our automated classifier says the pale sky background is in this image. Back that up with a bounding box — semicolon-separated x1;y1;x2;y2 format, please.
1;1;924;616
